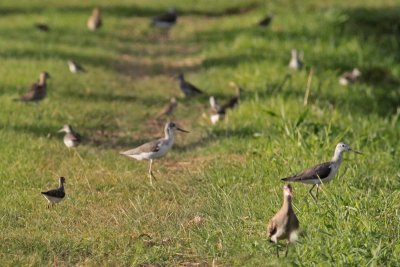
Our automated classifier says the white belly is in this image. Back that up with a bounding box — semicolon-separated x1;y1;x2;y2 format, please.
129;140;173;160
43;195;64;204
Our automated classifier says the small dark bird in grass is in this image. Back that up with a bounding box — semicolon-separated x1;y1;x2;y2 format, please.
267;184;299;258
151;7;177;30
87;7;102;31
41;177;66;209
258;14;273;27
177;73;204;96
34;23;49;32
339;68;361;86
58;124;82;148
14;72;50;102
67;60;86;73
209;84;241;124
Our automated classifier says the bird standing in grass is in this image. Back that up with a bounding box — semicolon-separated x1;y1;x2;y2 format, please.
339;68;361;86
34;23;49;32
41;177;66;209
120;122;188;185
15;72;50;102
151;7;177;30
258;14;273;27
281;142;361;201
209;85;241;124
87;7;102;31
58;125;82;148
267;184;299;258
288;49;303;70
177;73;204;96
157;97;178;118
67;60;86;74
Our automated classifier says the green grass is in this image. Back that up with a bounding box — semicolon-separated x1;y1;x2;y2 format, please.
1;0;400;265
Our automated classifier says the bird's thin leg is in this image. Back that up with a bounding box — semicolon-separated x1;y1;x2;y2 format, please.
316;185;319;199
276;244;279;258
285;242;289;257
47;203;50;209
148;159;157;185
309;184;317;202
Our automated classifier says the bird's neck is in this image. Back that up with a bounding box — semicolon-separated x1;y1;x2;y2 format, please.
39;76;47;86
332;149;343;163
164;129;175;141
59;182;65;191
282;196;293;213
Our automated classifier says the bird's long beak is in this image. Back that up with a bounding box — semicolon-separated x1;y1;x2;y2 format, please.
351;149;362;154
177;127;189;133
58;128;64;133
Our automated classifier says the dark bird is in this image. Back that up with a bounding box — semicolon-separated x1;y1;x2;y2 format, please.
87;7;102;31
258;14;273;27
339;68;361;86
157;97;178;117
41;177;66;209
34;23;49;32
209;85;241;124
15;72;50;102
267;184;299;258
58;125;82;148
281;142;361;201
67;60;86;73
177;73;204;96
151;7;177;29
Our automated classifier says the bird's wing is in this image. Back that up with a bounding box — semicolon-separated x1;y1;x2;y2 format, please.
186;82;203;94
71;132;82;142
220;96;239;112
282;161;332;181
121;140;161;155
42;189;65;198
267;219;277;238
153;12;176;23
18;83;39;101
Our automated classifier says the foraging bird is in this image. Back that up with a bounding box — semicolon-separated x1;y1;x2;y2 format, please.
281;142;361;201
58;125;82;148
41;177;66;209
267;184;299;258
157;97;178;117
14;72;50;102
339;68;361;86
209;86;241;124
120;122;188;185
87;7;102;31
288;49;303;70
34;23;49;32
258;14;273;27
67;60;86;73
177;73;204;96
151;7;177;29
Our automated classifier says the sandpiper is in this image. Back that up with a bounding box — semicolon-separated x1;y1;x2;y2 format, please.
87;7;102;31
267;184;299;258
151;7;177;30
67;60;86;73
281;142;361;201
58;124;82;148
120;122;188;185
14;72;50;102
41;177;66;209
258;14;273;27
34;23;49;32
157;97;178;117
209;86;241;124
177;73;204;96
288;49;303;70
339;68;361;86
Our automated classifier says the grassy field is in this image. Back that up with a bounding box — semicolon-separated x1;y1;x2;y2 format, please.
1;0;400;265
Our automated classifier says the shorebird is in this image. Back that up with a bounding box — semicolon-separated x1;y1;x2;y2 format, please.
41;177;66;209
67;60;86;73
120;122;188;185
151;7;177;30
258;14;273;27
288;49;303;70
34;23;49;32
267;184;299;258
281;142;361;201
209;86;241;124
14;72;50;102
177;73;204;96
339;68;361;86
87;7;102;31
58;125;82;148
157;97;178;118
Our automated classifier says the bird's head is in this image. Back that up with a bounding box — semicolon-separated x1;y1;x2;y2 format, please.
59;177;66;184
283;183;293;198
58;124;72;133
336;142;362;154
166;121;189;135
